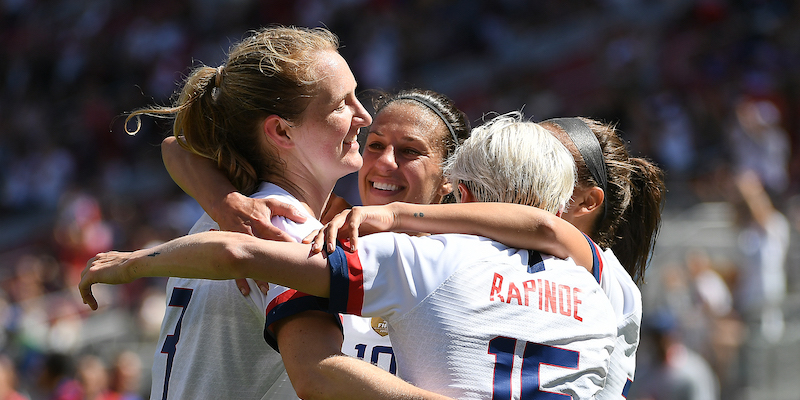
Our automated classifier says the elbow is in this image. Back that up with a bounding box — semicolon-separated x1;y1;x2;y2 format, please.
538;218;570;259
216;239;253;279
290;368;334;400
291;377;320;400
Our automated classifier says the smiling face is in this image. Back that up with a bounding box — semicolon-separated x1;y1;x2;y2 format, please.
358;101;452;206
290;50;372;184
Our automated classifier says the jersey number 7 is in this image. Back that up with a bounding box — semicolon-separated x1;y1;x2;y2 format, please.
160;287;193;400
489;336;579;399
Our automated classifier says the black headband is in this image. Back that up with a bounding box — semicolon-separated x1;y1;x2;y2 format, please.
393;96;458;146
546;117;608;222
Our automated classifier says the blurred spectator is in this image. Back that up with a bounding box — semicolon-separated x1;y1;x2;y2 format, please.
727;98;791;198
52;192;114;286
31;352;73;400
51;354;113;400
0;0;798;398
107;351;143;400
731;170;790;343
631;311;720;400
685;249;744;399
0;355;25;400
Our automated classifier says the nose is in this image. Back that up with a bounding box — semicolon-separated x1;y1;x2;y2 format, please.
353;97;373;128
376;147;398;171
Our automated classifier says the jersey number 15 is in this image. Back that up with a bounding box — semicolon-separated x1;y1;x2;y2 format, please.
489;336;579;399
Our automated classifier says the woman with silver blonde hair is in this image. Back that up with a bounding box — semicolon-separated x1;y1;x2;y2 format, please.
314;113;664;399
445;112;575;215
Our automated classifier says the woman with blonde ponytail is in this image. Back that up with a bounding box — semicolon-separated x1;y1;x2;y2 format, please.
119;26;455;400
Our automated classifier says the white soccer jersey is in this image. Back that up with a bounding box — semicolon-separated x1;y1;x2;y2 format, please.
592;246;642;399
150;183;318;400
265;280;396;373
326;232;617;399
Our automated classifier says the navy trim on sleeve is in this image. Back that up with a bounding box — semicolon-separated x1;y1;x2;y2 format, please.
583;233;602;284
263;295;333;352
527;250;546;273
327;241;351;314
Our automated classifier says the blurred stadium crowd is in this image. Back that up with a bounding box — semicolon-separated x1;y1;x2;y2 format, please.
1;0;799;399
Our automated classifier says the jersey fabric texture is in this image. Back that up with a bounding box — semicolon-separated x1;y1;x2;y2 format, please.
263;243;394;371
150;183;319;400
594;246;642;399
326;232;617;399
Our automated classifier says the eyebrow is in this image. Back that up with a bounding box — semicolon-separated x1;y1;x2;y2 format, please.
368;131;428;145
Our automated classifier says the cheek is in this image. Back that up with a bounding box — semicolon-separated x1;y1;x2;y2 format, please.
401;160;443;202
359;152;378;175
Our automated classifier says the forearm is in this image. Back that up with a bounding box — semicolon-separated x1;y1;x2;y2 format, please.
389;202;571;258
161;135;242;220
317;356;453;400
129;232;246;280
122;232;330;295
81;232;330;309
277;314;452;400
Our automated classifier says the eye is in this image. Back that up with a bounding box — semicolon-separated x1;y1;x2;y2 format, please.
402;147;422;156
334;103;346;112
367;141;385;151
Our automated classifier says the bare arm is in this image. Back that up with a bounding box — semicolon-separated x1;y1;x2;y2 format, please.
78;231;329;309
80;234;454;400
162;136;307;295
161;136;307;240
276;313;453;400
312;202;593;272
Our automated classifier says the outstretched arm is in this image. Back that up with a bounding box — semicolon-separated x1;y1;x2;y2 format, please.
79;231;329;309
162;136;308;295
311;202;594;271
79;233;455;400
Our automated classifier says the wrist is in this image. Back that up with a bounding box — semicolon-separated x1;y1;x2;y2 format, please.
389;202;411;231
211;190;244;222
125;250;148;281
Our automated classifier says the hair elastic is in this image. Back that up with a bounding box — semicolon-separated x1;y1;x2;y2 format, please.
394;96;458;145
215;65;224;88
546;117;608;222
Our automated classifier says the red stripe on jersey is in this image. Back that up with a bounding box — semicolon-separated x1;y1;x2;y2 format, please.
342;246;364;315
266;289;311;315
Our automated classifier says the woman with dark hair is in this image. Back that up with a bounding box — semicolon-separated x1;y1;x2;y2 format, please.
315;116;665;399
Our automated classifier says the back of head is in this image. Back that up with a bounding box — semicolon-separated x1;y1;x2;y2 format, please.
446;112;575;214
127;25;339;194
541;118;665;284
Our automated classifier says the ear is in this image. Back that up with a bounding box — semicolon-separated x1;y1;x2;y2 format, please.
457;182;476;203
262;115;295;149
437;180;453;198
570;186;605;218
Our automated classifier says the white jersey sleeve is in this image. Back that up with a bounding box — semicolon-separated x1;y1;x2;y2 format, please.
326;232;617;399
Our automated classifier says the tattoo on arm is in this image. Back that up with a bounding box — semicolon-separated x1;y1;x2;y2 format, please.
413;212;424;218
148;252;160;257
